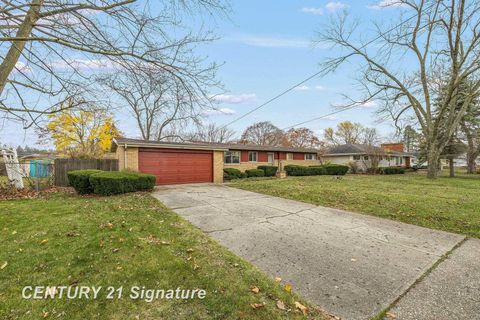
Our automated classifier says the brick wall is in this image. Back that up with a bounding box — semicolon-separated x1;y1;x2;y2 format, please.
116;146;139;171
213;151;224;183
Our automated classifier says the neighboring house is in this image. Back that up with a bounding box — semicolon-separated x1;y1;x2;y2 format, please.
111;138;320;185
19;154;56;177
322;143;413;172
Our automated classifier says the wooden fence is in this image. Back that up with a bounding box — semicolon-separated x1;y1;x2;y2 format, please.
54;158;118;186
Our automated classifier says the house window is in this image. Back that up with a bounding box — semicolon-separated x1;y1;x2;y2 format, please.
305;154;317;160
353;155;361;160
248;151;258;162
224;151;240;164
286;153;294;160
396;157;403;165
364;156;369;160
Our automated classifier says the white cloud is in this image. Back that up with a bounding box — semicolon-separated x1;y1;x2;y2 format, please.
203;108;236;115
323;115;339;120
325;2;350;12
295;85;311;91
358;101;378;108
301;7;324;15
14;61;31;73
211;94;257;104
368;0;409;10
48;59;117;71
301;2;349;15
228;34;310;48
294;85;326;91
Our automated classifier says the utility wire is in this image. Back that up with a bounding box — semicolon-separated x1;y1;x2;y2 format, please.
220;3;435;130
282;104;358;130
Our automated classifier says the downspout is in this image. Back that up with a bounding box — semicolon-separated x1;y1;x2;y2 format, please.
124;143;128;170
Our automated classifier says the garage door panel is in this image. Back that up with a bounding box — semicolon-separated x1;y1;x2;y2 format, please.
138;148;213;185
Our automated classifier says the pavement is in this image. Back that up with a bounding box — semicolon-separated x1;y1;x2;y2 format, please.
152;184;477;320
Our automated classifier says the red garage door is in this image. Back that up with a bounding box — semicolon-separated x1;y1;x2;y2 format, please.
138;148;213;185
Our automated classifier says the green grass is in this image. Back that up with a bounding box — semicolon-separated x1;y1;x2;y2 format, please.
231;172;480;238
0;192;328;320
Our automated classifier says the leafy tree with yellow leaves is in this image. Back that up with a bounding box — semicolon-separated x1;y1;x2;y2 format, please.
42;105;121;158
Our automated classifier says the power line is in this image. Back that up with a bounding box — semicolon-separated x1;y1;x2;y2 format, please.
220;69;326;128
221;3;435;130
282;105;358;130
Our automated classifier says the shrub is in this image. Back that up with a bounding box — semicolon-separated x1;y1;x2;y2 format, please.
382;167;406;175
245;169;265;178
348;161;360;174
366;167;382;175
257;165;278;177
67;169;102;194
284;165;309;176
308;166;328;175
223;168;245;180
89;171;156;196
322;164;349;175
284;165;327;176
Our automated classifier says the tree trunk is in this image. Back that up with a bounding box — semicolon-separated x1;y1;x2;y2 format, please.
426;148;440;179
449;157;455;177
466;152;478;174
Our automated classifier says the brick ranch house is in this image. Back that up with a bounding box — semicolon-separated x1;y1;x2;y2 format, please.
111;138;320;185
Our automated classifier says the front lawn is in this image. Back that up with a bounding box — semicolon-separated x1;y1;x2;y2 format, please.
231;173;480;238
0;192;329;319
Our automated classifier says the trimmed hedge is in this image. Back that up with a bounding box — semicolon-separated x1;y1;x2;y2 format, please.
223;168;245;180
245;169;265;178
89;171;156;196
284;164;348;176
67;169;102;194
322;164;349;175
257;166;278;177
382;167;406;175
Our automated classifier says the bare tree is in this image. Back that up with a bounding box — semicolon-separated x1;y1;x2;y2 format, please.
284;127;322;148
0;0;227;127
317;0;480;178
185;122;235;143
99;60;218;141
240;121;284;146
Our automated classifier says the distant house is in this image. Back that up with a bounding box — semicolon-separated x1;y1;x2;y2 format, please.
19;154;56;177
322;143;413;172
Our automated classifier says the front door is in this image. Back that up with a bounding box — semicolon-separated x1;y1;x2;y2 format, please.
267;152;274;164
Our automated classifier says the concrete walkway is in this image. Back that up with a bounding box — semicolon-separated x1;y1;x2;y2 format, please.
152;184;475;320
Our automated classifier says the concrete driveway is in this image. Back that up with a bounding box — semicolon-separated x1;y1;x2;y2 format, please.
152;184;476;320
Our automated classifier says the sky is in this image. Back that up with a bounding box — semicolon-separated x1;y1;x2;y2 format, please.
0;0;409;148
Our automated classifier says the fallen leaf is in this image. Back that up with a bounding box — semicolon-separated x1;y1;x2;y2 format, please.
295;301;308;316
250;302;265;309
284;283;292;293
1;262;7;270
274;277;282;282
186;248;194;253
43;311;49;318
112;248;119;253
350;258;357;262
40;239;48;245
276;300;286;310
386;311;397;319
250;286;260;294
99;223;113;229
11;230;17;235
